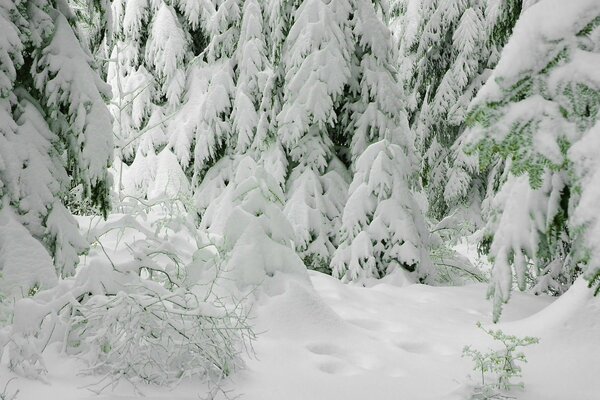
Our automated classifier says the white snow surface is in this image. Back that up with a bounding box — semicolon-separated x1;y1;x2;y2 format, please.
2;266;598;399
0;207;57;298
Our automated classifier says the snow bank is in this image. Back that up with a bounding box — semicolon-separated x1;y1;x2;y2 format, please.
4;269;599;400
0;207;57;298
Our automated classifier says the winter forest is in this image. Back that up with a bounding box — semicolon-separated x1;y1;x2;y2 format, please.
0;0;599;398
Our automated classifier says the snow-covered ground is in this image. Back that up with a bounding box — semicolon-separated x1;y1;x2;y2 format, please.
2;268;598;400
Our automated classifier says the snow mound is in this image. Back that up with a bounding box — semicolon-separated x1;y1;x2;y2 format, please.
499;278;597;335
225;223;310;293
494;278;600;400
0;207;57;298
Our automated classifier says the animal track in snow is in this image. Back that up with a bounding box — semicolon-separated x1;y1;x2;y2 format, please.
317;360;362;376
394;340;432;354
394;340;455;357
306;342;343;356
308;342;383;374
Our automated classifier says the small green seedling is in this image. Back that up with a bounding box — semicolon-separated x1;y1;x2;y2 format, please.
462;322;539;399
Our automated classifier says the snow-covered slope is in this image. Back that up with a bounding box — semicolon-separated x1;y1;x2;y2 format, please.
2;269;598;399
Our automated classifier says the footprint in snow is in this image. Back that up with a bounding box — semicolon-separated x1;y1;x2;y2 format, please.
317;360;361;376
395;340;454;356
394;340;432;354
308;342;381;374
306;342;343;356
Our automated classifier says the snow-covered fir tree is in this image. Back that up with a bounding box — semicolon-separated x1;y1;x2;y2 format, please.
571;121;600;296
0;0;113;291
440;0;528;237
347;0;414;163
277;0;353;272
332;140;435;282
328;0;435;282
184;0;274;216
168;0;277;217
232;0;267;155
200;156;309;289
277;0;425;275
395;0;524;220
463;0;600;321
109;0;210;200
67;0;112;61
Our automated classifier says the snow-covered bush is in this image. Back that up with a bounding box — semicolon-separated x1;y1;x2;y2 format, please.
70;282;249;387
0;197;253;389
463;322;539;399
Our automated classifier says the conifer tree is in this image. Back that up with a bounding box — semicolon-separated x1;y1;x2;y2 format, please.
0;0;112;289
348;0;414;163
442;0;525;226
200;156;308;288
464;0;600;320
328;0;433;281
108;0;215;199
395;0;523;220
332;140;434;282
254;0;297;188
232;0;267;155
275;0;353;271
168;0;276;216
67;0;112;61
571;122;600;296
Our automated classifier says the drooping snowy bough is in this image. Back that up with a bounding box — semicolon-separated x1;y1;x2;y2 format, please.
0;0;113;283
463;0;600;321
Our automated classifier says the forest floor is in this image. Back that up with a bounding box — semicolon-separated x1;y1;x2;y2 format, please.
1;214;599;400
2;272;599;399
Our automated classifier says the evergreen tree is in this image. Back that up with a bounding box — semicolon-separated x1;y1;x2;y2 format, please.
232;0;267;155
109;0;214;199
192;0;275;214
332;140;435;282
328;0;433;282
67;0;112;60
571;121;600;296
464;0;600;321
200;156;308;289
0;0;112;288
284;162;349;273
395;0;523;220
275;0;353;271
442;0;527;230
348;0;414;163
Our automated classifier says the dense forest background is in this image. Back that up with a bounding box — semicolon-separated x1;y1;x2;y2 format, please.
0;0;599;398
